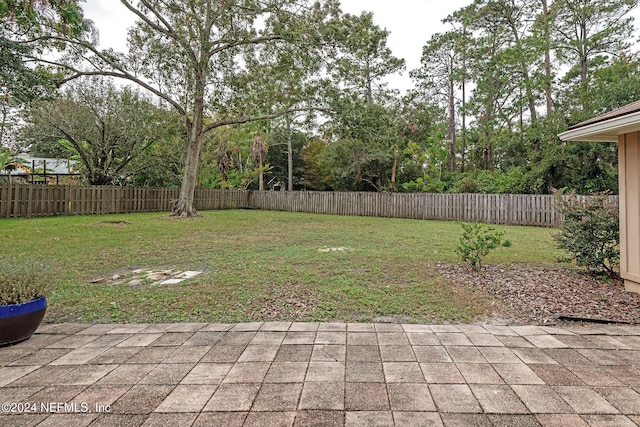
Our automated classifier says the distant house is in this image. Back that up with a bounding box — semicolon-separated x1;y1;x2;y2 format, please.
1;154;81;185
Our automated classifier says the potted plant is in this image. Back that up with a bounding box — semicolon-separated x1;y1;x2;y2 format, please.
0;259;50;346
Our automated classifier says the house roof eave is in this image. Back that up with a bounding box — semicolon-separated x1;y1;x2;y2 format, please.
558;110;640;142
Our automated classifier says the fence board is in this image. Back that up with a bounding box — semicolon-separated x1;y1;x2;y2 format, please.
0;183;619;227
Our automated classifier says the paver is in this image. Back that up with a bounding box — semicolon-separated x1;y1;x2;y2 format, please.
420;363;465;384
429;384;482;413
154;384;216;412
345;410;394;426
528;364;585;386
250;332;286;345
193;411;247;426
413;346;452;363
244;411;296;427
377;333;410;346
445;346;486;363
406;332;441;346
595;386;640;414
49;347;108;365
148;332;192;346
345;382;389;410
163;345;210;363
311;345;346;362
383;362;425;383
435;333;473;347
180;362;232;384
111;384;174;414
392;411;443;427
510;385;573;414
306;361;344;382
222;362;270;383
238;344;280;362
492;362;545;385
183;332;223;345
137;363;194;385
469;384;529;414
141;413;198;427
387;383;435;411
97;364;157;385
36;413;99;427
315;332;347;345
282;333;316;345
4;321;640;426
253;383;302;411
264;362;308;383
554;386;619;414
298;382;344;410
203;383;260;411
379;345;416;362
466;333;504;347
293;410;344;426
347;332;377;345
275;345;313;362
345;362;385;383
346;345;381;362
200;344;246;362
260;322;292;332
89;347;141;365
477;347;521;364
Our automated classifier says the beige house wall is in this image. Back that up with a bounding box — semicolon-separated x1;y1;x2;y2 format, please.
619;131;640;292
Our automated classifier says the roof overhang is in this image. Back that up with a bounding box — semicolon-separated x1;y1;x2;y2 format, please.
558;102;640;142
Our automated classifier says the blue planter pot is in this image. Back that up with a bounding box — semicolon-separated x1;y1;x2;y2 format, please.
0;296;47;347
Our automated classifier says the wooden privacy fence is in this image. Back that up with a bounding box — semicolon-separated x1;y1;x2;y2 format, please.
249;191;568;227
0;183;618;227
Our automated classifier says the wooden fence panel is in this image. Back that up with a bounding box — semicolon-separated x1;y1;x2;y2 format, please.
0;183;620;227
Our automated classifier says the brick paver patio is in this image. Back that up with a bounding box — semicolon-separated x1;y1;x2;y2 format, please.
1;322;640;426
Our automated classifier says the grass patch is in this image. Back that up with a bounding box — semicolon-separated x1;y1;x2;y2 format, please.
0;210;565;323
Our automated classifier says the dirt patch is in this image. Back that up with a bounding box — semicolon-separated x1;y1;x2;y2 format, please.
435;263;640;325
250;282;318;321
96;220;131;227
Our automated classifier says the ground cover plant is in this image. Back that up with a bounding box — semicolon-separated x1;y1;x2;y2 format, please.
1;210;566;324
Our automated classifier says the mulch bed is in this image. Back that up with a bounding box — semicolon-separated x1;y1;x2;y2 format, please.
435;263;640;326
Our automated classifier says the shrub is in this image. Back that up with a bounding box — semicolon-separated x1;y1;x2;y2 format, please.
455;222;511;270
553;190;619;276
0;259;51;305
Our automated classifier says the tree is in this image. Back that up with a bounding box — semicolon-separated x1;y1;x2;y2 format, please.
29;0;339;216
250;134;268;191
302;139;333;191
411;31;461;172
326;11;405;103
1;1;88;146
266;122;307;190
321;11;405;191
23;78;172;185
553;0;637;106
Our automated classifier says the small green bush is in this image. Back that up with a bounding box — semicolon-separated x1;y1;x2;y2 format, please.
553;190;619;276
0;259;51;305
455;222;511;270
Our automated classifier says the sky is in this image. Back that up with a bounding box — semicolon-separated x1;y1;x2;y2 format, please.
81;0;474;93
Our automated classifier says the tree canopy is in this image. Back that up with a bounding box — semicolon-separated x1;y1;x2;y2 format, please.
5;0;640;200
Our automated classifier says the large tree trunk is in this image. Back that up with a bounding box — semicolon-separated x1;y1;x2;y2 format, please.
171;79;206;217
172;133;202;217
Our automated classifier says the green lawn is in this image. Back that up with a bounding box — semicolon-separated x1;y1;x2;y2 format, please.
1;210;565;323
